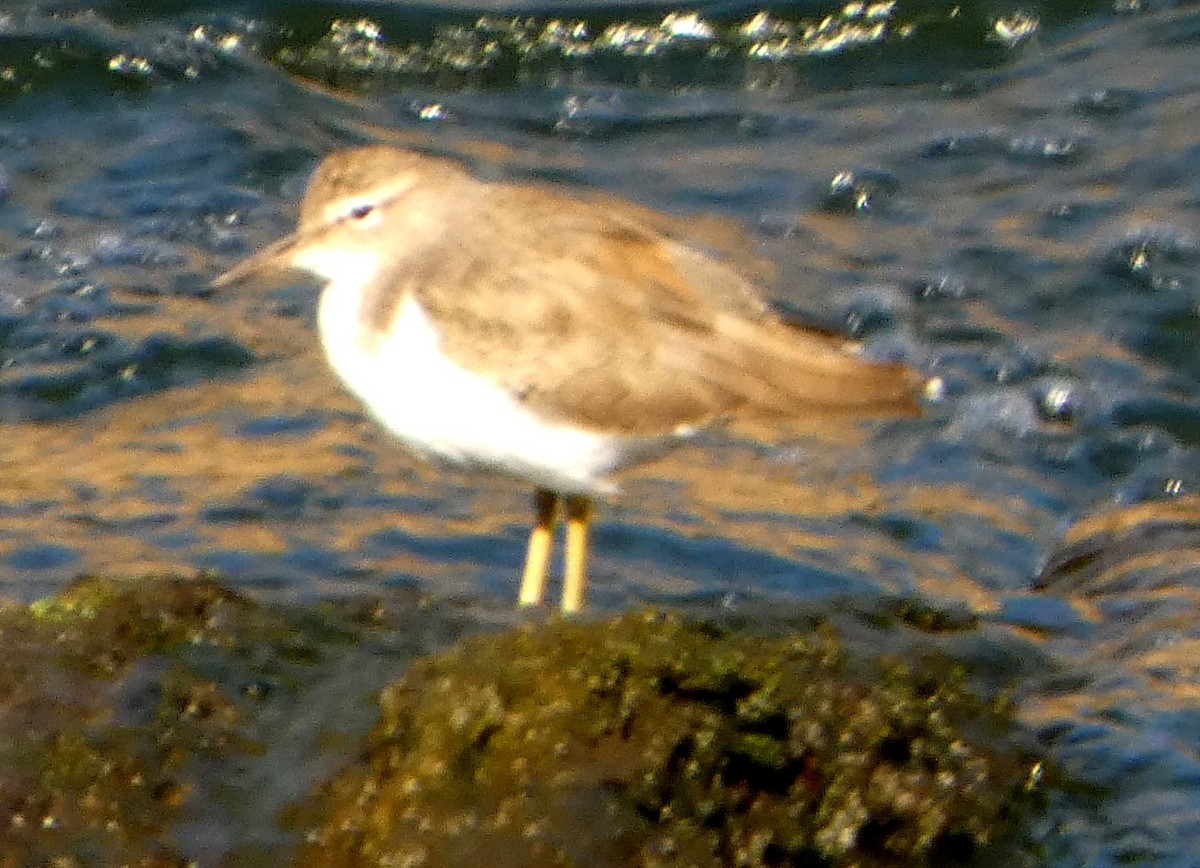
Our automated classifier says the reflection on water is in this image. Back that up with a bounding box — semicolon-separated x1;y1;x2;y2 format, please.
0;0;1198;863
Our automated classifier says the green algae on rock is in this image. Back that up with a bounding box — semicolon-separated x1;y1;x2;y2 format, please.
298;611;1045;868
0;575;1051;866
1;573;279;865
0;572;439;867
27;571;291;675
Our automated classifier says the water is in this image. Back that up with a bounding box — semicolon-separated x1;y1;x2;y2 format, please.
0;0;1198;863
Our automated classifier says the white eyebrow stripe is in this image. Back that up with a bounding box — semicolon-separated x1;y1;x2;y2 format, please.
324;177;420;225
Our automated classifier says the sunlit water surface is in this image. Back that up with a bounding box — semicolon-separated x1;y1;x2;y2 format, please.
1;0;1199;863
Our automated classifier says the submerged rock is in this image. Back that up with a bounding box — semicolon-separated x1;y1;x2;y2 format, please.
298;611;1045;868
0;573;273;865
0;572;458;866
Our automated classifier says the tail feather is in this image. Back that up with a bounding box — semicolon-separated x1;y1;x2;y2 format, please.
677;317;921;427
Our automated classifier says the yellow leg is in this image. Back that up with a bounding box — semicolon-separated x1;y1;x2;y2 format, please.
561;495;592;615
518;489;558;607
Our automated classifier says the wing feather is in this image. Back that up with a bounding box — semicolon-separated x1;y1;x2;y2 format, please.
391;180;917;435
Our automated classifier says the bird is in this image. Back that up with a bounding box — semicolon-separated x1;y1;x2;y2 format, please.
213;145;920;613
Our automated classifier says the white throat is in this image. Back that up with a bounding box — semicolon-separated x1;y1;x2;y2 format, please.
294;244;382;285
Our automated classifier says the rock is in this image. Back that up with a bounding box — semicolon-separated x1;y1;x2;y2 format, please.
298;611;1045;867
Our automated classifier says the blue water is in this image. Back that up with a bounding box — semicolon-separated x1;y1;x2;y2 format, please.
0;0;1198;863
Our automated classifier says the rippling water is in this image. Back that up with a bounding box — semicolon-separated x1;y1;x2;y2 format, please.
1;0;1199;863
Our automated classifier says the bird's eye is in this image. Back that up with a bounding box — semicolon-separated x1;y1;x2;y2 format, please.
350;204;374;220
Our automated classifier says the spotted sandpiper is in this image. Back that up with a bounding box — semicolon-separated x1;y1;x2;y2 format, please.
214;145;920;613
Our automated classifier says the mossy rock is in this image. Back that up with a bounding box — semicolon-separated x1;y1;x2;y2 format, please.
0;572;413;866
298;611;1044;867
0;573;276;865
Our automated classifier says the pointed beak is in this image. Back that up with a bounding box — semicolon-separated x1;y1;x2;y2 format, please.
211;232;304;289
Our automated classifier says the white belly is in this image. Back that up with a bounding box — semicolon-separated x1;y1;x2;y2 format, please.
316;274;647;495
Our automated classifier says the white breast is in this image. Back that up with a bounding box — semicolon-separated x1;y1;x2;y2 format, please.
315;266;650;495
